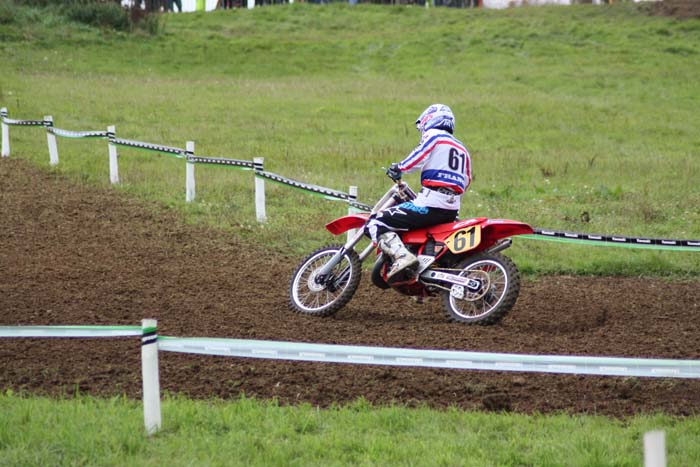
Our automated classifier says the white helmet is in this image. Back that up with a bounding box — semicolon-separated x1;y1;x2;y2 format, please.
415;104;455;134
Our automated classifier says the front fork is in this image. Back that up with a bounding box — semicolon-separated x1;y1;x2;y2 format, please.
315;229;375;287
315;181;412;286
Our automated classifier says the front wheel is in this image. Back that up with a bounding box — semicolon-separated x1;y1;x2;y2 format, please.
289;245;362;317
441;252;520;325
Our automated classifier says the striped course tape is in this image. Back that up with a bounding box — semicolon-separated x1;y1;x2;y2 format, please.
2;110;698;248
142;325;158;347
157;336;700;379
184;156;371;208
1;326;699;378
48;127;109;139
348;200;373;212
111;138;185;158
2;117;46;126
0;325;142;338
524;229;700;252
188;155;254;170
253;168;373;210
255;170;357;202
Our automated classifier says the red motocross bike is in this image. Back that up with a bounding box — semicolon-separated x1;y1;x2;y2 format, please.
288;175;534;325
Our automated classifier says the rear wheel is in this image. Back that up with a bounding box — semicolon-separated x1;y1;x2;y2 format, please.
441;252;520;325
289;245;362;317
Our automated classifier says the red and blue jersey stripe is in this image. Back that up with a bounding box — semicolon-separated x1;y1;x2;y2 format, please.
397;130;471;194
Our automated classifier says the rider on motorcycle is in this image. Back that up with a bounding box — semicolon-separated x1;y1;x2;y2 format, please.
365;104;472;280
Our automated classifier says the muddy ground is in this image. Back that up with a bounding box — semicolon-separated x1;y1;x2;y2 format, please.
650;0;700;19
1;158;699;417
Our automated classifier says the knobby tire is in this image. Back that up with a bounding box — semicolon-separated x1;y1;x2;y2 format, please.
288;244;362;317
441;252;521;325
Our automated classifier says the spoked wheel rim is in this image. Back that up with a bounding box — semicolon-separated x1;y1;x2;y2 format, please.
291;249;356;313
448;259;509;320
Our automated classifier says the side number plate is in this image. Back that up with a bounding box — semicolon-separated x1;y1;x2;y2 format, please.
444;225;481;254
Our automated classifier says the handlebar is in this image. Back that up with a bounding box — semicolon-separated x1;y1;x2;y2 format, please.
384;164;402;183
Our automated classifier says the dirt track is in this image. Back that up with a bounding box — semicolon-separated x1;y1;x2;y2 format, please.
1;158;699;417
651;0;700;19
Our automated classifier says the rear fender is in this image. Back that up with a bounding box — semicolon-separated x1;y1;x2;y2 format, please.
402;217;533;251
477;219;534;250
325;213;371;236
402;218;485;245
480;219;534;239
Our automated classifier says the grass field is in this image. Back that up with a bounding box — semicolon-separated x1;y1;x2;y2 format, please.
2;1;699;275
2;2;700;465
2;392;700;466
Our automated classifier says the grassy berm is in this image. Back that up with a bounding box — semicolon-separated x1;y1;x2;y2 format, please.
1;0;699;275
1;2;700;466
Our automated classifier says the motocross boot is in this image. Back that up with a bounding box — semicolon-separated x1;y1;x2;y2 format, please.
378;232;418;280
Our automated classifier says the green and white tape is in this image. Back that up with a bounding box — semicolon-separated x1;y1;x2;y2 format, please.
48;127;108;139
3;326;698;379
1;114;45;127
255;170;353;202
111;138;185;158
0;325;142;338
525;229;700;251
157;336;700;379
188;155;254;170
2;107;698;247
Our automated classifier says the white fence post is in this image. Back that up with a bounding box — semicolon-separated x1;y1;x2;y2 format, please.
141;319;161;436
254;157;267;223
44;116;59;166
107;125;120;185
644;431;666;467
1;107;9;158
247;0;254;8
348;185;358;242
185;141;196;203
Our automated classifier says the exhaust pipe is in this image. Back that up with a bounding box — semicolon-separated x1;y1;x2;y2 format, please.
486;238;512;255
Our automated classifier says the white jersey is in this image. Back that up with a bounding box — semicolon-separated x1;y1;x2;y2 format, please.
397;128;471;210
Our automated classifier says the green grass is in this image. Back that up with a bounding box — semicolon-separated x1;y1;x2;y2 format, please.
1;2;699;277
2;392;700;466
2;6;700;463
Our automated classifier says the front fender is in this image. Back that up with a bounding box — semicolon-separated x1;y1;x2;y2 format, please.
325;213;371;236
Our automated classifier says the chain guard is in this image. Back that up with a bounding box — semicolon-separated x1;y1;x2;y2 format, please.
420;268;491;302
449;270;491;301
372;253;492;302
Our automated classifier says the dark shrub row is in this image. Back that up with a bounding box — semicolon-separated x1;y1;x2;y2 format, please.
0;0;162;33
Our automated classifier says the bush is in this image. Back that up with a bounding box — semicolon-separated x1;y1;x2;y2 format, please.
64;1;130;31
0;0;17;24
3;0;163;35
128;4;164;35
12;0;64;7
0;0;56;27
